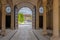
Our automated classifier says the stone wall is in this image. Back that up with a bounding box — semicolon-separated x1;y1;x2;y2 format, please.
0;0;2;29
0;4;2;29
46;0;53;30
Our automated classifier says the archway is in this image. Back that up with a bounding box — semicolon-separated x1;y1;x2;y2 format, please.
14;2;36;29
18;7;32;29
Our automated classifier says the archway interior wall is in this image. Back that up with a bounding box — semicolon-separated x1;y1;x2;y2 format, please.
14;2;36;29
37;0;53;29
12;0;38;6
13;0;40;29
1;0;14;30
46;0;53;29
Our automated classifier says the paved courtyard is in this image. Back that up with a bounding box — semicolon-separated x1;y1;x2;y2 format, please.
10;24;50;40
0;22;51;40
0;29;17;40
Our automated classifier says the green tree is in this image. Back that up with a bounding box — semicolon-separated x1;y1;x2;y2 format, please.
18;13;24;24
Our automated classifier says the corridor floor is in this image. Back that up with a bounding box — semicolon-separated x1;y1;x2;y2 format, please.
11;24;38;40
10;20;50;40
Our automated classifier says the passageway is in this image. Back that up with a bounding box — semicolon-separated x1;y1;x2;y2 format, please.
11;7;39;40
11;24;38;40
10;23;50;40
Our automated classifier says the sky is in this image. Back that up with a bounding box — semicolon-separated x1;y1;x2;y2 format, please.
18;7;32;15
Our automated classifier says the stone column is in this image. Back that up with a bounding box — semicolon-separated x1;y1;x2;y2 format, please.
50;0;60;40
32;6;36;29
42;0;47;35
1;0;7;36
1;4;6;36
14;6;18;29
36;5;39;29
11;4;14;30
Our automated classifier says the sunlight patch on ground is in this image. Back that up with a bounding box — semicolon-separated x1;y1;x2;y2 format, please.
18;22;24;24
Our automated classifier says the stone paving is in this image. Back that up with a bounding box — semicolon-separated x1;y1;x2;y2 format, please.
11;24;38;40
0;29;17;40
0;23;52;40
10;24;50;40
33;29;51;40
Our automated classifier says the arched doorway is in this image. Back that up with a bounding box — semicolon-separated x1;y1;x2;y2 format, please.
18;7;32;29
14;2;36;29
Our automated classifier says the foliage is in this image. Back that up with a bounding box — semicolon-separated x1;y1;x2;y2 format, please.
18;13;24;24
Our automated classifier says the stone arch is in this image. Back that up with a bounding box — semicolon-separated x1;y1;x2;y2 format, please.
14;2;36;29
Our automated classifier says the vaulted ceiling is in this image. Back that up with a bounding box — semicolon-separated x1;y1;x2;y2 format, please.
12;0;39;6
